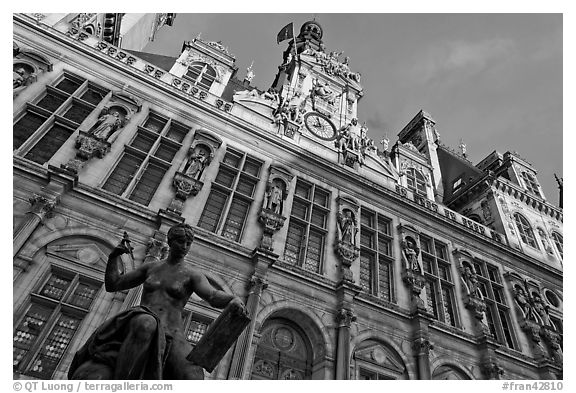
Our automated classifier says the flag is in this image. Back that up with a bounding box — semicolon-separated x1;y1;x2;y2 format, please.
277;22;294;44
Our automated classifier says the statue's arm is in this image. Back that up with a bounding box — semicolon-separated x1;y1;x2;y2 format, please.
104;245;148;292
192;272;246;314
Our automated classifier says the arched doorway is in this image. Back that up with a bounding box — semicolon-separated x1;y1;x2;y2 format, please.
251;318;313;380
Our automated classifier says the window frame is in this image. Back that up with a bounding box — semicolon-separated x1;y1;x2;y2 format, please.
183;62;217;91
513;213;539;250
406;168;427;196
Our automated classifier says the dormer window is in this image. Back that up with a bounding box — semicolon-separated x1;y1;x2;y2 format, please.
452;177;463;193
406;168;427;196
522;172;540;196
184;62;216;91
513;213;539;249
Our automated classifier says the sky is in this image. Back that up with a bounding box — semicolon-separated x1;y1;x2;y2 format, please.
145;13;562;204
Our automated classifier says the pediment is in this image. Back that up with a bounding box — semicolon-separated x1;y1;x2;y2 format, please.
354;343;405;373
46;242;109;270
233;96;276;118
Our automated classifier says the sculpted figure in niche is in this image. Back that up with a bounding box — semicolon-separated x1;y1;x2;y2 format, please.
89;109;125;142
461;263;482;297
337;209;357;246
401;236;422;274
68;223;247;380
184;146;211;180
537;228;553;254
263;180;284;215
531;293;551;327
513;284;532;320
13;67;25;88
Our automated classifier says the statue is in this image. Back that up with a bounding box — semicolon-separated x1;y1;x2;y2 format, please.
68;223;247;380
13;67;25;88
401;237;422;274
337;118;361;152
263;181;283;214
89;110;124;142
461;265;482;297
531;293;551;327
337;210;357;246
245;62;255;83
184;147;210;180
513;284;532;319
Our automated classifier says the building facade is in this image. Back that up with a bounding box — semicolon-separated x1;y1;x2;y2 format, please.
13;14;563;380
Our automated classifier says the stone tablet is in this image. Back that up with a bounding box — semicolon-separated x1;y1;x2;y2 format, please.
186;302;251;372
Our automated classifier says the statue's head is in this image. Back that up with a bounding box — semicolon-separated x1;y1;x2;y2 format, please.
167;223;195;247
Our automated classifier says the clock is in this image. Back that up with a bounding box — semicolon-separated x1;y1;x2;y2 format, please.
304;112;337;141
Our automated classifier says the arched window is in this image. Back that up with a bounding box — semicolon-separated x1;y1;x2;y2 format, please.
551;231;563;259
406;168;427;196
522;172;540;196
513;213;538;249
185;62;216;91
251;318;313;380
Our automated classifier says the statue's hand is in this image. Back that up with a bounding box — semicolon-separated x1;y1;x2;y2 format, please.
110;241;131;258
228;297;248;317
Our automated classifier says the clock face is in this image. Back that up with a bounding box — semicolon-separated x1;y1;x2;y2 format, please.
304;112;337;141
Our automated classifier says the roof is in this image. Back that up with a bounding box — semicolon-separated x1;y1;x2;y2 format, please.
125;50;178;72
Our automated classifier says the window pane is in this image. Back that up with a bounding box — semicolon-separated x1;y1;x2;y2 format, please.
223;150;242;168
242;158;262;177
499;309;515;349
222;197;249;242
198;189;228;232
143;115;167;133
24;124;74;165
291;199;308;220
420;237;432;254
28;314;81;379
434;243;447;260
294;181;311;199
422;254;434;274
186;318;210;345
13;112;47;150
102;153;143;195
215;167;237;188
131;131;157;153
40;274;72;301
360;229;374;249
79;85;107;105
284;221;305;265
313;189;329;207
378;258;391;301
487;266;500;283
129;162;168;206
303;230;323;273
377;237;392;257
485;306;498;339
13;304;52;369
236;176;257;197
359;252;374;294
310;207;327;229
425;281;438;318
36;91;67;112
166;124;188;143
67;282;99;309
438;263;451;282
361;210;374;228
441;286;456;326
377;215;391;235
154;141;179;163
55;76;82;94
62;103;93;124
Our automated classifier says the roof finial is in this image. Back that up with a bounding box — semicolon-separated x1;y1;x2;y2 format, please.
554;173;563;208
459;138;467;158
245;61;255;83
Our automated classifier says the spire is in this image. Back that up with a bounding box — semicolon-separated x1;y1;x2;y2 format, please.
459;138;467;158
244;61;255;84
554;173;563;208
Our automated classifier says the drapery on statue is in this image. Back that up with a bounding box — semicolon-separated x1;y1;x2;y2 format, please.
68;223;247;380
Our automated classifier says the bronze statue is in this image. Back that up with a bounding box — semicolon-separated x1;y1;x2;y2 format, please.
68;223;247;380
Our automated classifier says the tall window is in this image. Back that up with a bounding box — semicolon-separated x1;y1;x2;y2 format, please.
420;235;457;327
14;72;109;164
102;113;189;206
13;269;101;378
359;209;394;301
406;168;427;196
513;213;539;249
181;310;213;347
551;232;563;259
283;179;330;274
184;62;217;91
473;260;517;350
198;147;263;242
522;172;540;196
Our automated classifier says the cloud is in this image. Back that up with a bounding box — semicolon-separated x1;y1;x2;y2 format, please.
411;38;515;83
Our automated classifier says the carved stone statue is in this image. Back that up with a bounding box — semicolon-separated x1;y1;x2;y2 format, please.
263;181;283;215
89;110;124;142
461;264;482;297
531;293;551;327
337;210;357;246
184;147;210;180
68;223;247;380
513;284;532;319
13;67;25;88
401;237;422;274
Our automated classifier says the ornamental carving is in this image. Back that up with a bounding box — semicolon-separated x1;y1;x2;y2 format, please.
480;361;504;380
183;52;225;82
334;119;376;168
412;338;433;354
336;308;356;328
301;46;361;83
258;208;286;251
172;172;203;200
28;195;56;218
63;132;112;174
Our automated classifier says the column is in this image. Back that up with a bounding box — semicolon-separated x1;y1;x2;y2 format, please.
335;308;356;379
227;248;276;379
13;194;57;257
412;337;433;379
